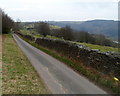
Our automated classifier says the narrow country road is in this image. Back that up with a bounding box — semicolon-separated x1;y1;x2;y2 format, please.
13;34;108;94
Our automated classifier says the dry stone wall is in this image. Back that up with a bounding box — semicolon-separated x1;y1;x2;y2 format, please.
16;32;120;79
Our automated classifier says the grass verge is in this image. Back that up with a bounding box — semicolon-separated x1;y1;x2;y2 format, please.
0;35;2;95
2;34;50;94
19;34;120;94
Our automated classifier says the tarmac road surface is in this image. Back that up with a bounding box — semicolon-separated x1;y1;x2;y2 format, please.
13;34;108;94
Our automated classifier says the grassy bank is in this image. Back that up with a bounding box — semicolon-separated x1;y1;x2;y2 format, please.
2;34;50;94
19;34;120;94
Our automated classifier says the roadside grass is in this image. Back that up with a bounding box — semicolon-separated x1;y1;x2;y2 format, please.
19;35;120;94
0;35;2;95
2;34;50;94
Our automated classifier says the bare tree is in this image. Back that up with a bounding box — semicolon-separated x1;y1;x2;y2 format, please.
0;9;2;34
94;34;112;46
34;22;50;37
13;19;21;32
59;26;74;40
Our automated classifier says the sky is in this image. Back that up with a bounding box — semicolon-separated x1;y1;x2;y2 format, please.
0;0;119;22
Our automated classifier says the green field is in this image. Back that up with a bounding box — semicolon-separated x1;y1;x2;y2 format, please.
20;30;64;40
49;25;61;29
20;29;36;35
2;34;50;94
76;42;119;52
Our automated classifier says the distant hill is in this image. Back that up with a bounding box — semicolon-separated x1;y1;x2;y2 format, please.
47;20;118;40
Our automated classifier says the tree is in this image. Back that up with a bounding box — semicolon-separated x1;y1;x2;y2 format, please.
13;19;21;32
94;34;112;46
59;26;74;40
34;22;50;37
1;9;14;34
74;31;95;43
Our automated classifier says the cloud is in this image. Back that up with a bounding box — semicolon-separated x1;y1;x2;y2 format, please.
0;0;118;21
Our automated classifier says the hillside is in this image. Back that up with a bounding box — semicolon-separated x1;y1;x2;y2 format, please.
47;20;118;40
20;29;119;52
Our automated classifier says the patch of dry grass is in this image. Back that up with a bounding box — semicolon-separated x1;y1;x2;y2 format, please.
0;35;2;95
2;34;50;94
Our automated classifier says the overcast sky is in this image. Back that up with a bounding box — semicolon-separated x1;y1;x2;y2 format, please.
0;0;119;21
